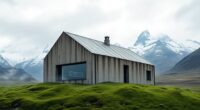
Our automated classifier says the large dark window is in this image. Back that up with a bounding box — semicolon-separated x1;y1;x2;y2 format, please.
58;62;86;81
146;70;151;81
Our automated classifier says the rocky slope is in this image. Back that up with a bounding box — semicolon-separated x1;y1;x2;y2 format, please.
169;48;200;74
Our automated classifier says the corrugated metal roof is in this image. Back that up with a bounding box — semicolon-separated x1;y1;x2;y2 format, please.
64;31;152;65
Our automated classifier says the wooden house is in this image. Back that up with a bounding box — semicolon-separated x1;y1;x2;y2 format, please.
44;32;155;85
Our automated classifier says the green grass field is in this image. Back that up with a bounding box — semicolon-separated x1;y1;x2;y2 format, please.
0;83;199;110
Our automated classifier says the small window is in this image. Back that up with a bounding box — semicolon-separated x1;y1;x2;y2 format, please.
146;71;151;81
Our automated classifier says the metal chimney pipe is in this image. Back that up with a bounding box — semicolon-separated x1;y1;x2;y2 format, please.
104;36;110;46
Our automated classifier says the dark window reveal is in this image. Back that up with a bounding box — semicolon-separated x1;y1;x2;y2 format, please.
124;65;129;83
58;62;86;81
146;71;151;81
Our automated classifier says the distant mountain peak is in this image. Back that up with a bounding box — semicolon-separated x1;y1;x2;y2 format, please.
155;40;166;46
156;34;172;42
134;30;151;46
0;55;11;68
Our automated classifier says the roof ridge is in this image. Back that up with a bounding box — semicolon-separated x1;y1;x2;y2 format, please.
64;31;102;43
64;31;152;65
64;31;138;53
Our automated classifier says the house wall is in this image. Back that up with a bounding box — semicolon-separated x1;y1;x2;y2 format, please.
94;55;155;85
44;33;95;84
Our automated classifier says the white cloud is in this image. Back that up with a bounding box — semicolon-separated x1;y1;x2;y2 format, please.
0;36;13;49
0;0;200;64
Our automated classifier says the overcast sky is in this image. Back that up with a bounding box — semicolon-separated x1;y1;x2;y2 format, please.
0;0;200;64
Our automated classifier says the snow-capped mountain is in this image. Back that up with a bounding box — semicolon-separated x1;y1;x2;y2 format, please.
0;67;36;82
15;45;50;81
0;55;12;68
0;55;36;83
131;31;200;74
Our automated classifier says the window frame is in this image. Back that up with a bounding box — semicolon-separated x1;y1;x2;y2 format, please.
57;61;87;81
146;70;151;81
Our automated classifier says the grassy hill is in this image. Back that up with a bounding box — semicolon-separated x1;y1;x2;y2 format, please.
0;83;199;110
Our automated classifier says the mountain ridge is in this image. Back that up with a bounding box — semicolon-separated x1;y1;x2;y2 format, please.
169;48;200;74
14;45;50;81
0;55;12;68
0;54;37;83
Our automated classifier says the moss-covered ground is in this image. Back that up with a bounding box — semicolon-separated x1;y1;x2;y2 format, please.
0;83;199;110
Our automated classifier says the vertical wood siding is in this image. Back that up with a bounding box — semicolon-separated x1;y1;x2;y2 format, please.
44;33;94;84
94;55;155;84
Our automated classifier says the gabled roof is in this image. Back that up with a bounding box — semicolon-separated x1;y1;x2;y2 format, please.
64;31;152;65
